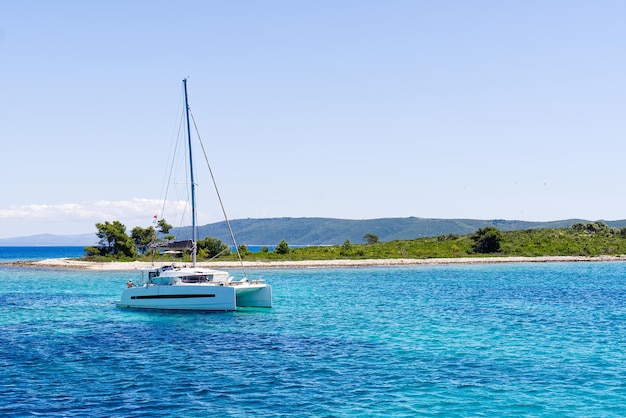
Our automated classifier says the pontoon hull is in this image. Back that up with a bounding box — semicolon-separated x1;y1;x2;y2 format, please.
235;284;273;308
116;282;273;311
116;285;237;311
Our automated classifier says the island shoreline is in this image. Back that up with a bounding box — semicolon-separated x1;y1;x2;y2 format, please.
3;255;626;271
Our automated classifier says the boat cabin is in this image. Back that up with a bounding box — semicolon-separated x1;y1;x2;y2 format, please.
140;265;233;286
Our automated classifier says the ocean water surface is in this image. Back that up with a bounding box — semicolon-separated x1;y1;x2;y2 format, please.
0;245;279;262
0;246;86;262
1;254;625;416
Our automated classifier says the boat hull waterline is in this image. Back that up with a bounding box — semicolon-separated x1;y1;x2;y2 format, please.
116;279;272;311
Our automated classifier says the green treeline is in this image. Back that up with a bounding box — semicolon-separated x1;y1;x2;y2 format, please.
236;222;626;261
83;220;626;262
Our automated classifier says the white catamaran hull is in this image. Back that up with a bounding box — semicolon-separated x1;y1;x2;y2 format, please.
116;282;272;311
117;285;237;311
235;284;272;308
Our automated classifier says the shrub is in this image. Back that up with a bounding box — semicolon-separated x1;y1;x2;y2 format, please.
364;233;379;244
471;227;502;254
340;240;353;256
274;240;290;255
238;244;250;256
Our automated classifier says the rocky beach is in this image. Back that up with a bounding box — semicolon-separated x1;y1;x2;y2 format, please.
6;255;625;271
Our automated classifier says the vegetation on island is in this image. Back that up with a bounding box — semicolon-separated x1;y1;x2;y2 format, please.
82;220;626;263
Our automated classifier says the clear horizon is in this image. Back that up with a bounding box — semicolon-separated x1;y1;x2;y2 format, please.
2;1;625;239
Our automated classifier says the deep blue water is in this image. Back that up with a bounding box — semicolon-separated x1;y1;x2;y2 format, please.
1;256;626;416
0;246;86;262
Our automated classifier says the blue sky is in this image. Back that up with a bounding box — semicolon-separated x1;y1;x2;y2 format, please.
1;1;625;238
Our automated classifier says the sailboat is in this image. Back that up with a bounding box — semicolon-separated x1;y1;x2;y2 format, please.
116;79;272;311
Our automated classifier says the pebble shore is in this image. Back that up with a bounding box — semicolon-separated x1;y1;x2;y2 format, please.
4;255;625;271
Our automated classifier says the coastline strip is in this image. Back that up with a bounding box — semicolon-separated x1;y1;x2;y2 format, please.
3;255;625;271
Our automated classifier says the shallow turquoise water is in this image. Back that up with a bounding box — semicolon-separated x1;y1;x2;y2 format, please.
1;262;626;416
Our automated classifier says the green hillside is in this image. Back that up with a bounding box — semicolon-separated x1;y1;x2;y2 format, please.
84;221;626;263
172;217;626;246
212;222;626;261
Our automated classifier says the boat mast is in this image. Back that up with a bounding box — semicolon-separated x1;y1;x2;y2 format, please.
183;78;197;267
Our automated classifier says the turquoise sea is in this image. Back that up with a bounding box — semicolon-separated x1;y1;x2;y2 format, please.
1;248;625;416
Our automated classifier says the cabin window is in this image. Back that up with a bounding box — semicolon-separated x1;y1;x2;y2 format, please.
181;275;209;283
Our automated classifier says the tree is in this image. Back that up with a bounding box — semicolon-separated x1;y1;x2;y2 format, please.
340;239;353;256
585;222;609;234
83;246;104;257
471;226;502;254
573;222;609;234
131;226;156;254
364;233;379;244
274;240;290;255
156;218;175;241
116;235;138;258
95;221;137;257
197;236;229;258
237;244;250;256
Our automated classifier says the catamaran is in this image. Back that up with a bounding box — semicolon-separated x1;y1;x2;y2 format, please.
116;79;272;311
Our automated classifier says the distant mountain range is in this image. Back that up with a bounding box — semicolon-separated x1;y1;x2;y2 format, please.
189;217;626;245
2;217;625;247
